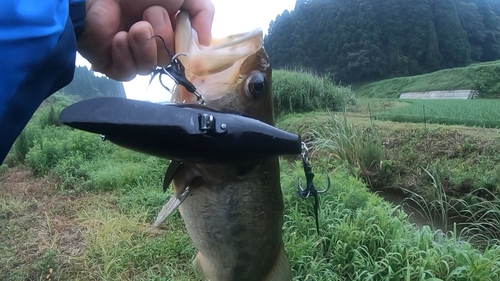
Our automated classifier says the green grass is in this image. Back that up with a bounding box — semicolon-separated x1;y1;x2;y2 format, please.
0;197;63;280
308;112;382;183
75;202;198;280
372;99;500;128
355;60;500;98
4;74;500;280
11;157;495;281
460;188;500;247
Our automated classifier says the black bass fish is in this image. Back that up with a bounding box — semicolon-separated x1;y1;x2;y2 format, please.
157;11;292;281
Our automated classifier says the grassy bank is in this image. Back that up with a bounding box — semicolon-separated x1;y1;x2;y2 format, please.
278;109;500;243
355;60;500;98
3;150;500;280
2;71;500;280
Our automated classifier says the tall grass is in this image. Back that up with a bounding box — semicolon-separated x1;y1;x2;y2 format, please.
373;99;500;128
400;162;500;249
310;112;382;182
355;60;500;98
273;69;352;116
284;162;500;280
401;164;460;233
460;188;500;247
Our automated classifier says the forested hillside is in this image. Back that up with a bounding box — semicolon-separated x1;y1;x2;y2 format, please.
264;0;500;84
61;66;126;99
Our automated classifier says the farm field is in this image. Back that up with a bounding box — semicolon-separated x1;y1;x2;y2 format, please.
2;71;500;280
371;99;500;128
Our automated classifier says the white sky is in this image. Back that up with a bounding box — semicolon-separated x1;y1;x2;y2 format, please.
75;0;296;103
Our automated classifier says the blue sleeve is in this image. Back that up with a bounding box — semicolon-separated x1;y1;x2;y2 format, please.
0;0;86;163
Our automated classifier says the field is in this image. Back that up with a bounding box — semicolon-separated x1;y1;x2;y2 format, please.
371;99;500;128
2;70;500;280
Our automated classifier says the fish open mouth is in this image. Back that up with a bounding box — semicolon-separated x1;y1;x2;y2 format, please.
171;12;265;103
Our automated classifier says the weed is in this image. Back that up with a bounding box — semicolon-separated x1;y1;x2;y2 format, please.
310;112;382;183
400;165;460;232
459;188;500;248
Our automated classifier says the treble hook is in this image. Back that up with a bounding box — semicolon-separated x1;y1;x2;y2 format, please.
297;142;330;235
149;35;206;105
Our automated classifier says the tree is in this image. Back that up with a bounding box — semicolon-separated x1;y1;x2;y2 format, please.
61;66;126;99
263;0;500;84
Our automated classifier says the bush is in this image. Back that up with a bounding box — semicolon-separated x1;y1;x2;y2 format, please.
12;130;33;164
25;127;114;177
0;164;7;175
273;70;352;116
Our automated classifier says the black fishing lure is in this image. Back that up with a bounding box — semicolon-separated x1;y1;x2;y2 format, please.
59;97;302;164
60;35;302;164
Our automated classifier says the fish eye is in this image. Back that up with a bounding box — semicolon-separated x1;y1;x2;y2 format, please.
244;71;267;99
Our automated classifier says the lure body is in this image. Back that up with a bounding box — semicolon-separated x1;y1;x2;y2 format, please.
59;97;301;164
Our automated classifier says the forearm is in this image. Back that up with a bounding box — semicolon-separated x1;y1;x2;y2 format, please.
0;0;86;163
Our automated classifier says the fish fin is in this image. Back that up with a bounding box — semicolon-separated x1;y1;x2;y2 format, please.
193;251;214;281
263;245;292;281
147;186;191;231
163;160;183;192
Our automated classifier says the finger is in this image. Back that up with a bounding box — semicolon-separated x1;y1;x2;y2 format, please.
143;5;174;66
128;21;158;75
181;0;215;46
108;31;138;81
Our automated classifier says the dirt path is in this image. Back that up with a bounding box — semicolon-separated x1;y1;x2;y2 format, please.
0;167;85;280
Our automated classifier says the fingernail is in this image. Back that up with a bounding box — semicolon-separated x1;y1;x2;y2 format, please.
148;8;166;29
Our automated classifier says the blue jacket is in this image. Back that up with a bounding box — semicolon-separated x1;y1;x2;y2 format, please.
0;0;85;163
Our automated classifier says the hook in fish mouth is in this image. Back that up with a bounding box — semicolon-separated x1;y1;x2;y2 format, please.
149;34;206;105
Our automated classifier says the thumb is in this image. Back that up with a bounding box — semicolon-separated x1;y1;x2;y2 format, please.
181;0;215;46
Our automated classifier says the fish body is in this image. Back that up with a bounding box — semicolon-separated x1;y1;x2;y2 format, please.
168;12;292;281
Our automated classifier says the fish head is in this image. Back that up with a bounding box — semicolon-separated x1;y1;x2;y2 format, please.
171;12;274;125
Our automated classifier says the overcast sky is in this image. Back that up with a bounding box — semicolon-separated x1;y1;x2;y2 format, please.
75;0;296;102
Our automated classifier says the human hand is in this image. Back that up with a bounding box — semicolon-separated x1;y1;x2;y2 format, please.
77;0;215;81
